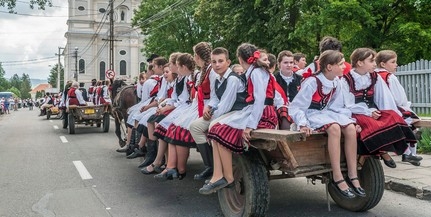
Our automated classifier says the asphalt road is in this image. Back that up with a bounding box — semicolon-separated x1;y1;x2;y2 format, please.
0;109;429;217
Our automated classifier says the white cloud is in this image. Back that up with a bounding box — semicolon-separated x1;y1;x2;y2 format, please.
0;0;68;79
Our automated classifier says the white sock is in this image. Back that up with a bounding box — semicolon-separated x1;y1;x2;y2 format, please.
404;146;411;155
410;144;417;156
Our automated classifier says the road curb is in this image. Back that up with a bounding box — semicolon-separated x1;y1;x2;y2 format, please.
385;175;431;200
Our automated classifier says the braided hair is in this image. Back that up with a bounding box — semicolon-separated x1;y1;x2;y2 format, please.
193;42;212;85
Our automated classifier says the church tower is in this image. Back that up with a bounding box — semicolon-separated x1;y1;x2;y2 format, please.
64;0;145;84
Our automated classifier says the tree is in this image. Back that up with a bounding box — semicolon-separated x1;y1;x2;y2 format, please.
9;74;21;90
47;63;64;91
0;63;11;91
20;73;32;99
132;0;205;57
0;0;52;12
7;86;20;98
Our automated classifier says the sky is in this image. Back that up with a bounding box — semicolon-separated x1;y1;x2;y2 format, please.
0;0;68;80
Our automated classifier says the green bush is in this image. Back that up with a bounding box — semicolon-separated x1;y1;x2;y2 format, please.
417;128;431;153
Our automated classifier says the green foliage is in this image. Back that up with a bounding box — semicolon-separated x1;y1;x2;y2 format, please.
132;0;204;58
35;91;43;99
0;63;10;91
47;63;64;91
135;0;431;66
7;86;20;98
0;0;52;12
418;128;431;153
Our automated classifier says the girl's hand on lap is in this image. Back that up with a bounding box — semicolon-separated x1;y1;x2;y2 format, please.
299;126;312;136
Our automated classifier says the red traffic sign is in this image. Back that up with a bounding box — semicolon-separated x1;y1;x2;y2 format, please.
105;69;116;79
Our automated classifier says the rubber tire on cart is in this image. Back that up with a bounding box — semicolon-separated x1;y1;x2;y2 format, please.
62;111;68;129
68;113;75;134
102;113;110;132
218;150;269;217
329;157;384;212
46;110;51;120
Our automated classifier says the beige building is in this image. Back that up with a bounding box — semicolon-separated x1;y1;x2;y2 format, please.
64;0;146;85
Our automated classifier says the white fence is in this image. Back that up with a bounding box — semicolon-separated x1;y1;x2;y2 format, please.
395;59;431;115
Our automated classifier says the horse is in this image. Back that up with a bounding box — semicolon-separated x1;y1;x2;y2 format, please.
110;79;137;147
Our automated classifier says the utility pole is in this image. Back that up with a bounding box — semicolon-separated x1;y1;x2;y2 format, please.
55;47;64;91
109;0;114;71
74;47;79;82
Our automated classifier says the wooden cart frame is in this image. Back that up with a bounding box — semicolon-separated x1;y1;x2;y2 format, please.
216;120;428;217
66;104;111;134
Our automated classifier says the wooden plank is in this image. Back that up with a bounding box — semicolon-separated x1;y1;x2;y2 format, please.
250;139;277;151
413;119;431;128
277;141;299;169
251;129;306;143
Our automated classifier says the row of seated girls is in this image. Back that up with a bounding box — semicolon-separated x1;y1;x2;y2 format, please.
117;38;419;199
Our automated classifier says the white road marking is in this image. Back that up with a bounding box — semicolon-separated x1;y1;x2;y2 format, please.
53;125;59;130
73;161;93;180
49;120;53;123
59;136;68;143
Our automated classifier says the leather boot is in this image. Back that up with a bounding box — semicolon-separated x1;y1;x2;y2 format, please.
126;147;146;159
116;145;129;153
194;143;213;180
138;140;158;168
125;128;137;156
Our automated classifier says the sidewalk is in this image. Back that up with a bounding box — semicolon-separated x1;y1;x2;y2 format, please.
384;153;431;200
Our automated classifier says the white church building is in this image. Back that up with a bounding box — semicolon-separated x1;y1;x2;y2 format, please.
64;0;146;84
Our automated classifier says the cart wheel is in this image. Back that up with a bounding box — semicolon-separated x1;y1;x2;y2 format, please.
218;151;269;217
102;113;110;132
68;113;75;134
329;157;384;212
62;112;68;129
46;111;51;120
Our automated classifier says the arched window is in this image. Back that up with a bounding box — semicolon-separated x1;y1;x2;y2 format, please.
140;62;146;72
120;60;127;75
79;59;85;74
100;61;106;80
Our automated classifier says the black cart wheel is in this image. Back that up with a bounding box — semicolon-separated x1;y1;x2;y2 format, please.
218;151;269;217
329;157;384;212
68;113;75;134
102;113;110;132
62;112;68;129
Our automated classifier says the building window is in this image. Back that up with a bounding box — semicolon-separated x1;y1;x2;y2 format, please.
100;61;106;80
119;50;126;55
121;11;125;21
79;59;85;74
140;62;146;72
120;60;127;75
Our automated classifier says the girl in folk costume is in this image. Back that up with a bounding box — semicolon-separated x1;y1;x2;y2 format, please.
88;79;97;103
141;53;194;174
135;72;147;102
99;79;112;105
375;50;422;166
136;53;180;169
274;50;303;130
94;80;102;105
289;50;365;199
153;42;215;180
66;81;87;107
124;58;167;158
199;43;279;194
340;48;416;168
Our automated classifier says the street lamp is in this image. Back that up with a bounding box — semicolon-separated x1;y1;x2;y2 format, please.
56;47;64;91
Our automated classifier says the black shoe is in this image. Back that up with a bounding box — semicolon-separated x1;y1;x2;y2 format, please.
138;140;158;168
126;148;145;159
178;172;186;180
382;155;397;168
331;179;356;199
402;154;423;164
154;168;178;181
194;167;213;180
116;146;129;153
346;177;366;197
199;178;229;195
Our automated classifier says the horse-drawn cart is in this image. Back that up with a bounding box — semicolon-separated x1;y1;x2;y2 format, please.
216;120;429;217
66;104;111;134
